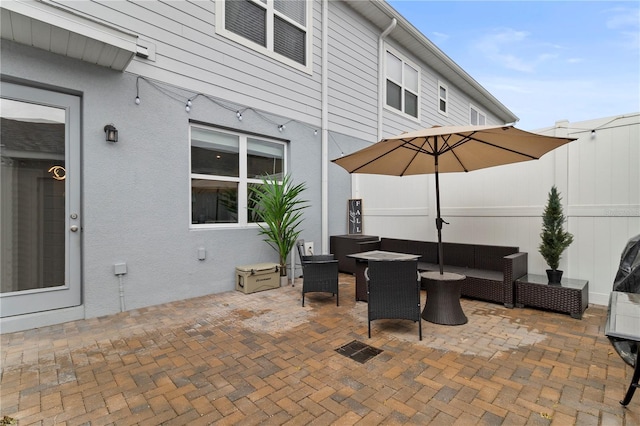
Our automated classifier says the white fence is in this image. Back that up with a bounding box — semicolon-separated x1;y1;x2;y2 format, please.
355;113;640;306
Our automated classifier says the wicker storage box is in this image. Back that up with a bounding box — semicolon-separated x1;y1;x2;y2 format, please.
235;263;280;294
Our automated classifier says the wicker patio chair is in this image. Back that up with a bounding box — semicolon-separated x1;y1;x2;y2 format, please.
365;259;422;340
296;240;339;307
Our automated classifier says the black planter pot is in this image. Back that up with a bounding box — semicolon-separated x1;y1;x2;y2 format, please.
546;269;563;284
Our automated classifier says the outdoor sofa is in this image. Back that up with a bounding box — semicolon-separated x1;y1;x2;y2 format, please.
332;236;528;308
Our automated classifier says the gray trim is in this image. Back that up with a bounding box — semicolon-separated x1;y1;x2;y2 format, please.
189;119;290;143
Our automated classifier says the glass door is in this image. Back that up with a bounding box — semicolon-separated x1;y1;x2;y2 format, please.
1;82;81;317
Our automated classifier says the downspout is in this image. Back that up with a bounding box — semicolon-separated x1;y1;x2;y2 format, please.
354;17;396;203
378;18;397;140
347;17;396;228
321;0;329;253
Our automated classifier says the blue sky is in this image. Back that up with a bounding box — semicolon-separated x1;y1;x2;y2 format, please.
387;1;640;130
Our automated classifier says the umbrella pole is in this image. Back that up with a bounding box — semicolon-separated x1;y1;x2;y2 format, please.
435;168;444;275
434;150;444;275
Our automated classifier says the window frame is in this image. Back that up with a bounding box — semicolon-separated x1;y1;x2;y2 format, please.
437;81;448;116
189;123;288;229
470;104;487;125
383;45;421;121
215;0;313;74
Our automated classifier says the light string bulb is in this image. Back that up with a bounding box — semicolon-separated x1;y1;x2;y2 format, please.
135;76;141;105
236;110;243;121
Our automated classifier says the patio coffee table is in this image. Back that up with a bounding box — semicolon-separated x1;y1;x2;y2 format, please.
348;250;420;302
515;274;588;319
421;271;467;325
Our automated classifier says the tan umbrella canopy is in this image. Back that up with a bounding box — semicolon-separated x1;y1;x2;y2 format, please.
332;124;576;274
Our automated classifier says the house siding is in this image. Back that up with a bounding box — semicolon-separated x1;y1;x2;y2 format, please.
1;0;519;331
327;0;378;139
54;0;324;124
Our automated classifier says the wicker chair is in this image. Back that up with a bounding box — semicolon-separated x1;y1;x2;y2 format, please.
365;259;422;340
296;240;339;307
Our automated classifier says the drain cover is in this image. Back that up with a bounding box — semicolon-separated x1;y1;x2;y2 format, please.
335;340;383;364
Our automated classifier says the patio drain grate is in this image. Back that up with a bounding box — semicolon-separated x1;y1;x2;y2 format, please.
335;340;383;364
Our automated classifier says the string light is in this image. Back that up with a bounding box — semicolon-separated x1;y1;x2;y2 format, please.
132;76;344;150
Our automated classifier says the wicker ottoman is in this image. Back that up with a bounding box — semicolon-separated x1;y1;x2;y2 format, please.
515;274;588;319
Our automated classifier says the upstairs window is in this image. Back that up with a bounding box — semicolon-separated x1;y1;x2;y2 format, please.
217;0;311;72
438;82;448;115
190;125;286;227
470;105;486;125
385;49;420;119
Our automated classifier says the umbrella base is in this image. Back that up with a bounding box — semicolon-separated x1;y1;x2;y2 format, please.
421;271;467;326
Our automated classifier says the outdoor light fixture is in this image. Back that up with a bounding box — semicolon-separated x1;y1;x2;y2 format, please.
104;124;118;142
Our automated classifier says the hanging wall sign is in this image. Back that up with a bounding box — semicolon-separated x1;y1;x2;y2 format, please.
348;199;363;234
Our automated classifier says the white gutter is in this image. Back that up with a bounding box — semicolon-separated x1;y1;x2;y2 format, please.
321;0;329;253
377;18;397;140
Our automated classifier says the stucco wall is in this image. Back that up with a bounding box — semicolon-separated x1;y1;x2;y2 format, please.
1;40;361;325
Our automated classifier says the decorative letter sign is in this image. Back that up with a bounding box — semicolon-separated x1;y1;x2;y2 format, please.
348;199;363;234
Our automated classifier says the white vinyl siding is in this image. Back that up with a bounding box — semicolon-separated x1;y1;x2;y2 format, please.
216;0;312;73
384;47;420;120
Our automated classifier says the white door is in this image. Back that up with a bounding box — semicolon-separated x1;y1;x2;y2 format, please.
1;82;81;317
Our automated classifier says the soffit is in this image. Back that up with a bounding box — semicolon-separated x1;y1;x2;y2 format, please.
0;0;138;72
342;0;518;124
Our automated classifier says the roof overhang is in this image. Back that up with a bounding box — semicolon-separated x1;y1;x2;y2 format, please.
0;0;138;71
342;0;519;124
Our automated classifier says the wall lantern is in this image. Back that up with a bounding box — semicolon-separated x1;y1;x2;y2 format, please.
104;124;118;142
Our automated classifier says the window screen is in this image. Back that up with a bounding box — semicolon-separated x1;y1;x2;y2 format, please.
225;0;266;47
274;16;306;65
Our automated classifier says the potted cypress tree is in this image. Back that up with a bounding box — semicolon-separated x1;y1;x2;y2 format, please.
539;185;574;284
248;174;308;286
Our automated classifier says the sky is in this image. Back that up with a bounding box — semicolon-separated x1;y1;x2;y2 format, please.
386;0;640;131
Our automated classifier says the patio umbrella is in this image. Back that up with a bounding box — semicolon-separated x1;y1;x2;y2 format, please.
332;124;576;275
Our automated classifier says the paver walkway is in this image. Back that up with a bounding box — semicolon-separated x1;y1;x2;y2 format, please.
1;274;638;425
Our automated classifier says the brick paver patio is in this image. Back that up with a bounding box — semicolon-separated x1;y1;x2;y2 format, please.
1;274;638;425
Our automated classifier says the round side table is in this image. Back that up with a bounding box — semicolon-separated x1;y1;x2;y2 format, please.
421;271;468;325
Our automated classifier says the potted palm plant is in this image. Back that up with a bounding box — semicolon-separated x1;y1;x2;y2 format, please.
248;174;308;286
539;185;574;284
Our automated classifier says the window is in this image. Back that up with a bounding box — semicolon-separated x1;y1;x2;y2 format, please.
385;49;420;119
216;0;311;72
470;105;486;125
438;82;448;115
190;125;286;226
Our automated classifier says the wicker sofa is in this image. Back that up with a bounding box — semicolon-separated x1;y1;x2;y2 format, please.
334;236;528;308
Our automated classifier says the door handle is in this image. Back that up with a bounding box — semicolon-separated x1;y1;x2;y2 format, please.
70;225;79;232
